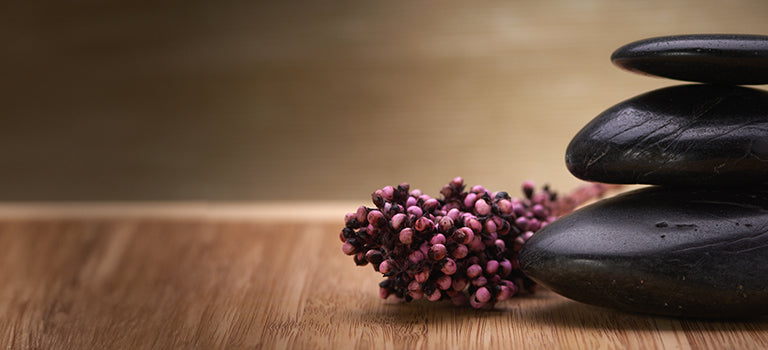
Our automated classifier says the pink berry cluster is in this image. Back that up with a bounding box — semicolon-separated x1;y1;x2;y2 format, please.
340;177;561;309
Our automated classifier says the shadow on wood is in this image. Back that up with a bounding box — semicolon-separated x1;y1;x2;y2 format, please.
525;294;768;331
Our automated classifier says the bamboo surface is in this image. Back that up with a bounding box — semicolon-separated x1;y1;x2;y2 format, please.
0;203;765;349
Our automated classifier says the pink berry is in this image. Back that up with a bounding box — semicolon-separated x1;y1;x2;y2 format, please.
452;227;474;245
513;236;525;251
452;278;468;291
474;199;491;216
441;258;457;275
494;239;506;251
399;228;414;244
408;280;421;292
472;276;487;286
366;224;378;237
423;198;439;212
499;259;512;277
484;219;497;233
438;216;454;233
533;193;549;205
379;260;392;274
497;199;512;214
415;270;430;283
515;217;529;230
469;297;486;309
497;220;511;236
430;233;446;245
475;287;491;303
414;217;433;232
391;213;406;230
497;286;512;301
522;180;535;198
367;210;385;227
436;275;452;290
468;236;484;252
344;212;357;226
342;242;356;255
366;250;384;265
524;231;534;240
451;244;468;259
503;280;519;296
427;290;442;302
407;206;423;217
440;185;454;198
382;186;394;200
512;202;526;216
408;250;424;264
419;241;430;256
356;206;368;224
467;264;482;278
527;218;541;231
443;202;459;212
428;244;447;261
464;193;477;208
486;260;499;275
465;217;482;233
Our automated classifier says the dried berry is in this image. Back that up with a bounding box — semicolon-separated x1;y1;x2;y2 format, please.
341;177;617;309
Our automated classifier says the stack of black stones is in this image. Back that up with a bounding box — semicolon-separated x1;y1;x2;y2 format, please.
519;34;768;318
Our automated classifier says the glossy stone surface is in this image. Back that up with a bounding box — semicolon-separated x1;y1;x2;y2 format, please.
611;34;768;84
566;84;768;186
519;186;768;318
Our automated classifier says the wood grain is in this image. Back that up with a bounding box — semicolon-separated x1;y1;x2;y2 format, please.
0;206;765;349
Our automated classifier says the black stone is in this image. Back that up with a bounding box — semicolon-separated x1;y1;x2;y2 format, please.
519;186;768;318
566;84;768;186
611;34;768;85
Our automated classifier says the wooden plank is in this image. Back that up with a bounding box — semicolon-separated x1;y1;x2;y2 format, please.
0;218;765;348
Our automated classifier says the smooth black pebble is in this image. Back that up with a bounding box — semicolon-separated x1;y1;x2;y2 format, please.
611;34;768;85
519;186;768;318
566;84;768;186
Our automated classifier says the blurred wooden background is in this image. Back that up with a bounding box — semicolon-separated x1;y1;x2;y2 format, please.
2;1;767;200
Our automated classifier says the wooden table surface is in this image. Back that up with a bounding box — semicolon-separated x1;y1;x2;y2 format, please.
0;203;765;349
